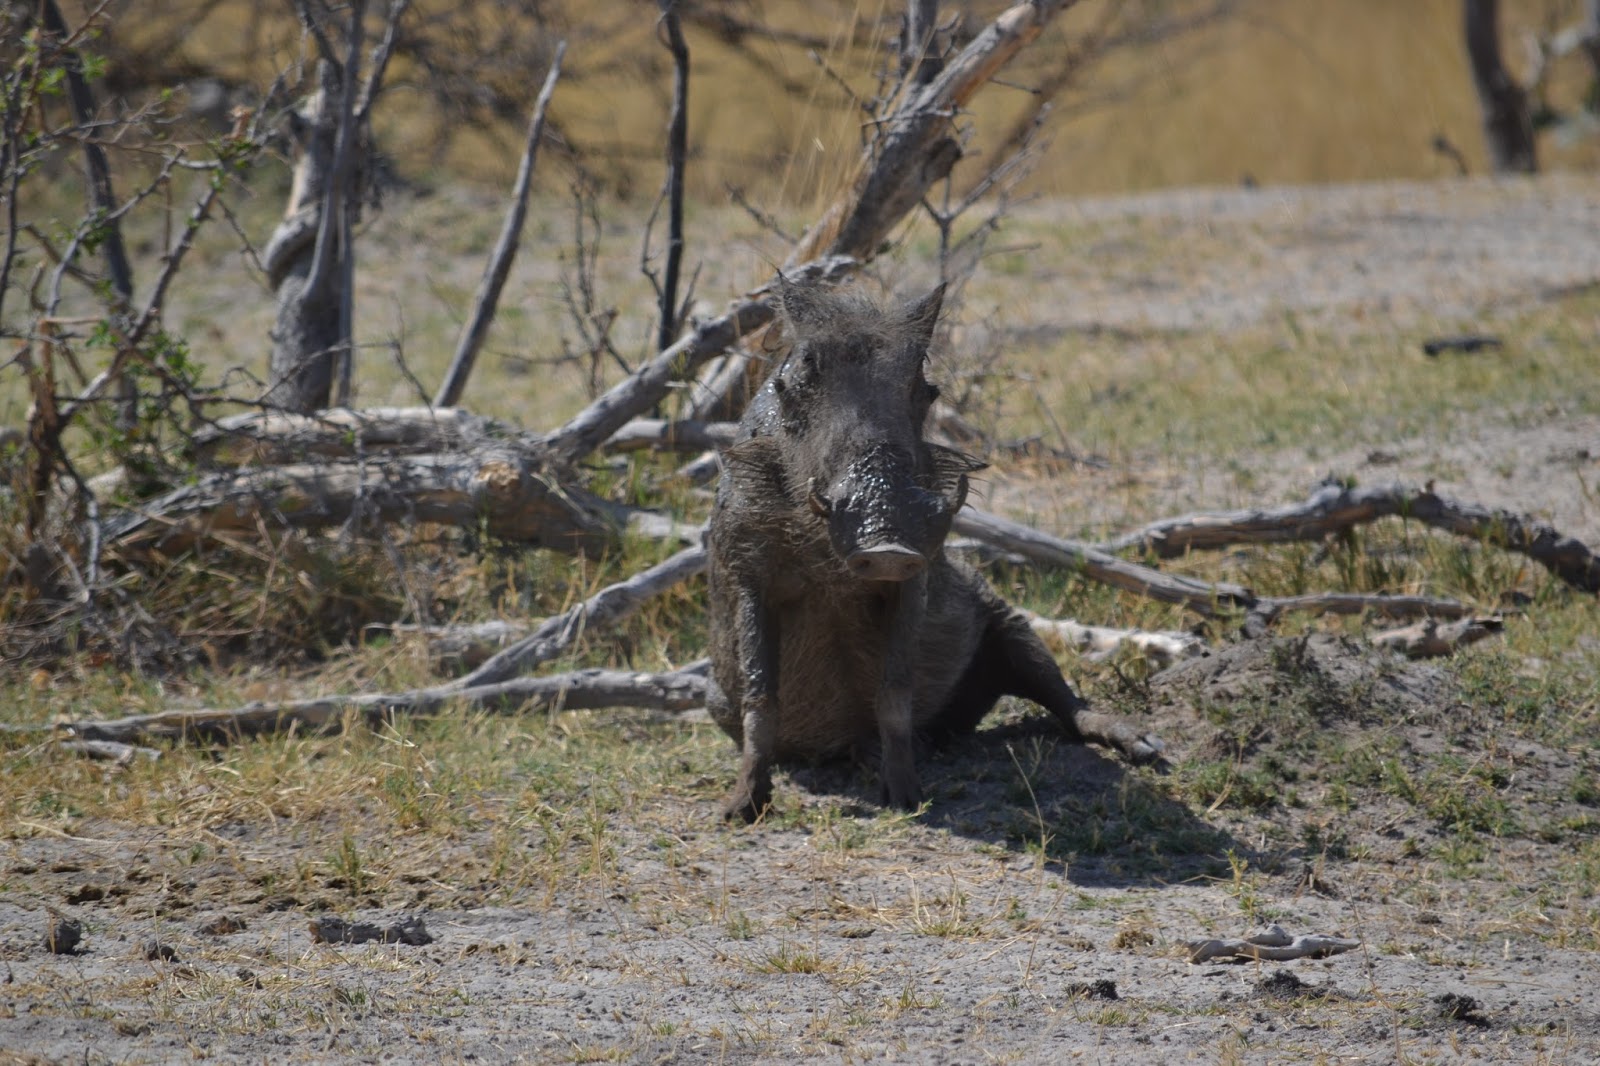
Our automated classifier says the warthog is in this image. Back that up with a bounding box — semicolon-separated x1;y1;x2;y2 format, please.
706;279;1163;822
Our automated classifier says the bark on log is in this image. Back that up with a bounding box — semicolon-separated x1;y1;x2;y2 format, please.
1098;480;1600;594
1184;925;1361;964
63;664;710;745
103;444;623;556
188;407;519;466
57;739;163;763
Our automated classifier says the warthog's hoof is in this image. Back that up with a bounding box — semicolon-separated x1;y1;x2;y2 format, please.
721;785;772;824
1127;733;1168;768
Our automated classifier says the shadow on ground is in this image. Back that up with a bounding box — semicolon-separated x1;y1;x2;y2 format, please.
781;710;1243;889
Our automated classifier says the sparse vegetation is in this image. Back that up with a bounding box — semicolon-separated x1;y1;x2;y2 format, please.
6;1;1600;1062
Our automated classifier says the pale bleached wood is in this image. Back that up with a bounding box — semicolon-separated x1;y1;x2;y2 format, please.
456;544;706;688
954;507;1253;616
1021;609;1204;667
1184;924;1361;964
64;664;710;745
1372;616;1504;658
603;419;738;454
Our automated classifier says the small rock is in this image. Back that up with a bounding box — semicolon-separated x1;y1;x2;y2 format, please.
1065;979;1119;1001
44;917;82;955
142;940;178;963
1255;970;1306;1000
1435;992;1488;1025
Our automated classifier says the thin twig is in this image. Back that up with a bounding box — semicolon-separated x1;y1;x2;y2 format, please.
433;40;565;408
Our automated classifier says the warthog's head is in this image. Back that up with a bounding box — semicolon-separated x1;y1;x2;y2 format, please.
765;279;984;582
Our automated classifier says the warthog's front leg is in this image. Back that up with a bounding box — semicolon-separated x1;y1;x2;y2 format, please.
724;586;780;823
876;573;929;811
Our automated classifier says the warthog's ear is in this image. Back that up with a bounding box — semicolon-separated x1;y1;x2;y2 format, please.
929;444;986;513
901;283;947;352
775;272;832;331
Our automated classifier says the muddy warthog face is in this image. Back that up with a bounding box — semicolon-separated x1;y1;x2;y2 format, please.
769;280;982;581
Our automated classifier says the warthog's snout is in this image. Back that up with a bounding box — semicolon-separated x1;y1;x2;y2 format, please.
846;543;927;582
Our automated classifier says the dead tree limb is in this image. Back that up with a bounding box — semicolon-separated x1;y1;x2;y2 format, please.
187;407;519;466
37;0;136;424
1372;616;1504;659
1241;592;1475;638
101;445;625;556
1464;0;1538;173
603;418;737;454
1021;609;1204;667
62;664;710;745
686;0;1083;421
1097;480;1600;594
794;0;1081;267
370;619;530;668
1184;925;1361;964
954;507;1253;616
433;41;566;408
542;255;855;467
458;544;706;688
652;2;691;354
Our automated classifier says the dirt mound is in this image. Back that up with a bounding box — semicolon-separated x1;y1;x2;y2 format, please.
1144;633;1462;762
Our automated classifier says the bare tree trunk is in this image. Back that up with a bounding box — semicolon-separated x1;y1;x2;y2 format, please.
1464;0;1537;173
38;0;137;427
265;1;375;413
263;59;349;412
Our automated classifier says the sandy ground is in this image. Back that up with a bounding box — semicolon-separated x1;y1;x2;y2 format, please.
5;175;1600;1064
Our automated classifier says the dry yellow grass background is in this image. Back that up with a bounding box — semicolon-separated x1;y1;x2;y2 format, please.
107;0;1600;201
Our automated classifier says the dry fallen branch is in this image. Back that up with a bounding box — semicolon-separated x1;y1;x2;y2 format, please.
1372;616;1504;658
188;407;519;466
1184;925;1361;964
371;618;531;668
543;255;855;468
954;507;1253;615
1099;480;1600;594
1022;609;1204;667
457;544;705;688
604;418;737;454
55;739;162;763
103;445;624;557
53;546;711;743
62;664;710;745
